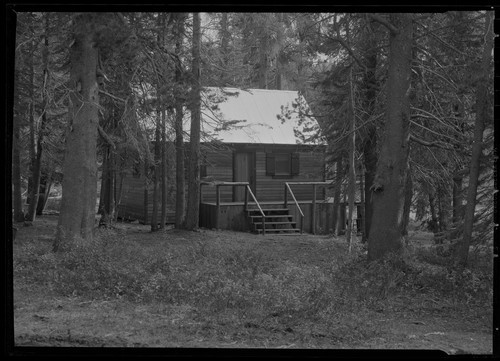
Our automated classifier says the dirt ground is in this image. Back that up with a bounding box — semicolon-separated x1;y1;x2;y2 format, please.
10;215;494;354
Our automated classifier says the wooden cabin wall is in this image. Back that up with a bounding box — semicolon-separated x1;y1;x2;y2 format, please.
255;148;325;202
201;149;233;203
201;144;326;203
116;143;326;224
116;170;175;224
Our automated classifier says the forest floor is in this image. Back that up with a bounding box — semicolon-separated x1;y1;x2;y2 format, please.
11;215;493;355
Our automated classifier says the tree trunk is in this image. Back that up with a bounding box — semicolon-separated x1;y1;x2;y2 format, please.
150;117;161;232
455;12;493;267
160;108;168;229
219;13;231;85
359;166;365;239
99;145;115;225
54;13;100;250
428;190;439;234
331;158;342;235
258;26;268;89
436;184;450;232
26;36;36;219
27;13;50;222
185;12;201;231
98;151;107;215
12;67;25;222
362;129;377;243
274;13;284;90
360;19;378;243
174;13;186;229
346;68;356;251
452;176;463;223
368;14;413;261
36;171;52;215
143;160;149;225
401;167;413;237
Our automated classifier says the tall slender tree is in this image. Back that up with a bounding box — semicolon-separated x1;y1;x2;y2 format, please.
26;13;50;222
455;11;493;267
174;13;187;229
185;13;201;231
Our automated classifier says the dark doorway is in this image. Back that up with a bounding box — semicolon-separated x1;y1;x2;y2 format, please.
233;152;256;202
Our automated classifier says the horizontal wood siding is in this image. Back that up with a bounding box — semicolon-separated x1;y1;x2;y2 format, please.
116;174;144;221
117;143;327;227
255;148;325;202
117;171;175;224
201;150;234;203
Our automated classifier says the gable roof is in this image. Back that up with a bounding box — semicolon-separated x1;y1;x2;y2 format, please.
197;87;321;145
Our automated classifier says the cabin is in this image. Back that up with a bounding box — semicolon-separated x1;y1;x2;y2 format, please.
116;87;344;234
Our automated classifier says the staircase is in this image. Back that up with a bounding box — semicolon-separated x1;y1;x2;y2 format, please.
247;207;301;235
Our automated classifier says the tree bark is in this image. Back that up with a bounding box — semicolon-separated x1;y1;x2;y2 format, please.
36;171;53;215
160;108;168;229
54;13;100;250
150;117;161;232
185;12;201;231
360;18;378;243
452;176;463;223
143;160;149;225
330;158;342;236
455;12;493;267
258;22;268;89
174;13;186;229
436;184;450;232
368;14;413;261
12;68;25;222
401;167;413;237
428;190;439;234
27;13;50;222
346;68;356;250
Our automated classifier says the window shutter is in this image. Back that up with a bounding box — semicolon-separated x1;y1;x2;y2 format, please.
291;152;300;175
266;153;275;176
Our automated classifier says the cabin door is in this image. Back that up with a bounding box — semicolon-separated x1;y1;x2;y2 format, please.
233;152;256;202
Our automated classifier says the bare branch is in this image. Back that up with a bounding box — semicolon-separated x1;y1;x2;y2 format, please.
99;89;126;103
98;125;116;149
323;35;367;72
409;134;453;150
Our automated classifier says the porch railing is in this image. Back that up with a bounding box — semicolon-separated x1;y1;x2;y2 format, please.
284;181;332;235
200;181;266;234
284;183;304;234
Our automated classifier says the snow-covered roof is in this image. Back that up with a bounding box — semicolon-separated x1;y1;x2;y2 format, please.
194;87;321;145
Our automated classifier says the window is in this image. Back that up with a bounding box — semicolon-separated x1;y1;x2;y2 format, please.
275;153;291;175
266;152;299;177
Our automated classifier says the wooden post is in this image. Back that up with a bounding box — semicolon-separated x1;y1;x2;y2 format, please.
262;215;266;235
284;184;288;208
244;185;249;211
312;184;317;235
216;185;220;229
300;214;303;234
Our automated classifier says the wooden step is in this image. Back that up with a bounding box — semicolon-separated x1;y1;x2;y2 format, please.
252;221;296;226
247;208;289;214
254;224;297;230
249;214;293;219
256;228;300;234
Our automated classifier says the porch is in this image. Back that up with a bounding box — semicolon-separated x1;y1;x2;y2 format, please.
199;181;359;235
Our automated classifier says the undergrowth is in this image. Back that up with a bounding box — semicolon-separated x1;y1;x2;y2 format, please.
13;227;493;344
